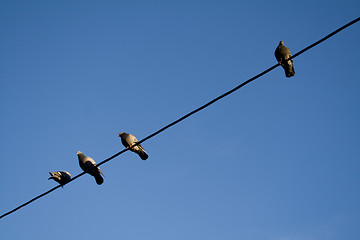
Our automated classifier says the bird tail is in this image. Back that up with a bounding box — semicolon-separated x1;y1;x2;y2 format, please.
94;173;104;185
139;151;148;160
284;60;295;77
290;65;295;77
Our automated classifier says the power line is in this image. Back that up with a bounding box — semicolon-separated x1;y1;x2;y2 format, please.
1;16;359;220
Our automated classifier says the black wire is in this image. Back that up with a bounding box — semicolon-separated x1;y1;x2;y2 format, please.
291;17;360;59
1;16;359;220
99;17;360;166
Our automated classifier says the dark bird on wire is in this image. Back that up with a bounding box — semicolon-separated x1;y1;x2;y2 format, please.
275;41;295;77
48;171;71;186
118;132;148;160
77;151;104;185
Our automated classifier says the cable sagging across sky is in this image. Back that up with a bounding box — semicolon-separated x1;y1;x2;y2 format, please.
1;16;359;220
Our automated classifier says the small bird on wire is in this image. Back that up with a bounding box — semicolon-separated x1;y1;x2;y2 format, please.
48;171;72;186
118;132;148;160
275;41;295;78
77;151;104;185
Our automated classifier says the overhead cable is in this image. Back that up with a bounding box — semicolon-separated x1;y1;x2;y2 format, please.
1;16;359;220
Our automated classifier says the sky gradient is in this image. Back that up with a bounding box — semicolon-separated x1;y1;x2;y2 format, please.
1;1;360;239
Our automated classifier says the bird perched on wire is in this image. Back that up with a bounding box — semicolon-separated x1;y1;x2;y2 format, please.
48;171;72;186
275;41;295;77
77;151;104;185
118;132;148;160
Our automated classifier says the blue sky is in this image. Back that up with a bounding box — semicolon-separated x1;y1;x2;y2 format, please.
1;1;359;239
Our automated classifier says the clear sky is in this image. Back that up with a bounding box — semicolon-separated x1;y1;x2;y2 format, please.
1;1;359;239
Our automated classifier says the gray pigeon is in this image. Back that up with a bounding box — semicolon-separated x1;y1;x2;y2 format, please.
77;151;104;185
118;132;148;160
48;171;72;186
275;41;295;77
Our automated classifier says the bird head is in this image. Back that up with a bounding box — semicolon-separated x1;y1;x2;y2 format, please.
48;171;71;186
279;41;284;46
48;172;61;181
76;151;86;161
118;132;124;137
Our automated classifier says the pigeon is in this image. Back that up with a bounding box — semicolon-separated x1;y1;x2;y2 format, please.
118;132;148;160
77;151;104;185
48;171;72;186
275;41;295;77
